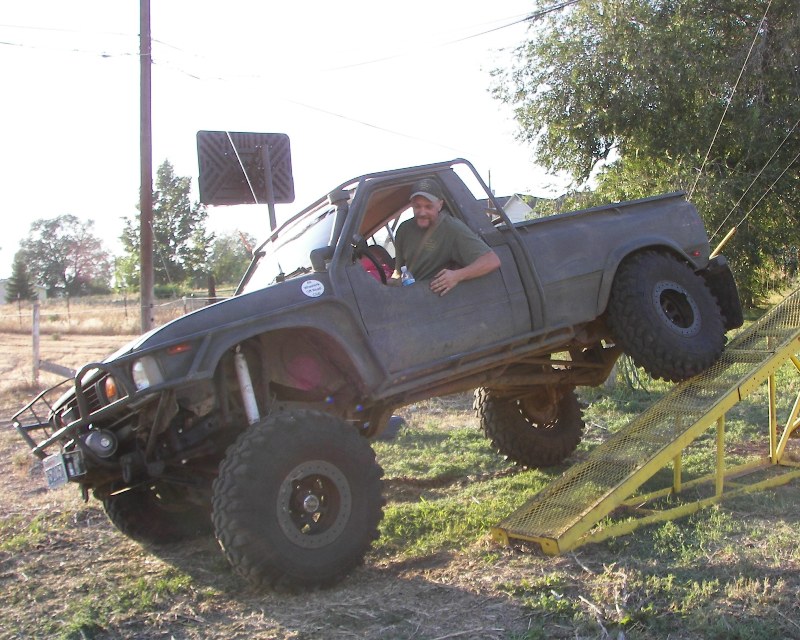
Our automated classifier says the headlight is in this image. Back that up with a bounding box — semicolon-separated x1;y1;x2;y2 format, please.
131;356;164;391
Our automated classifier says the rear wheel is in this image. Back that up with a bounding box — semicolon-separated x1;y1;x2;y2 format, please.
212;410;384;591
607;251;725;382
474;386;584;467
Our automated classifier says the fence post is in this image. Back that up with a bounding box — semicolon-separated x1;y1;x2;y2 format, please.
32;299;40;385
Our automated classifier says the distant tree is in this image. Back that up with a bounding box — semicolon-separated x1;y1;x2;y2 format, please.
19;215;112;297
113;254;139;293
121;160;212;289
210;231;256;286
4;252;37;302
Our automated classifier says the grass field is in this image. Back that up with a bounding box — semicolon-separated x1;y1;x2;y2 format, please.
1;308;799;639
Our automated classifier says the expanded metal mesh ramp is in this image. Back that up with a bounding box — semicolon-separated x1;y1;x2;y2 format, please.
492;286;800;555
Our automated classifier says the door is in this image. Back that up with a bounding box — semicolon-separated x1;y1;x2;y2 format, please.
346;244;528;374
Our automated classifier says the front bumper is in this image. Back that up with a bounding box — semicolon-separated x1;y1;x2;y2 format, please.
11;356;149;460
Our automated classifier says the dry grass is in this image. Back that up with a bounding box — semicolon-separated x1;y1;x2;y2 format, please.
0;296;215;336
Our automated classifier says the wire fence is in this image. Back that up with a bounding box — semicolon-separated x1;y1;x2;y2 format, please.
0;293;233;336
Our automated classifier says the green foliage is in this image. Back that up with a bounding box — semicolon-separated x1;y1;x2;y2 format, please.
4;252;37;302
493;0;800;305
0;514;49;552
374;423;547;557
499;575;582;618
112;253;140;292
153;283;186;299
210;230;256;286
59;568;193;640
18;214;112;297
121;160;213;289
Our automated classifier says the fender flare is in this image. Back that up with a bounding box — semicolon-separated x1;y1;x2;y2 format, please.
595;239;705;316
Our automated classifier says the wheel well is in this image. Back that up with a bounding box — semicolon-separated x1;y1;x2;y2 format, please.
219;328;366;418
598;245;696;316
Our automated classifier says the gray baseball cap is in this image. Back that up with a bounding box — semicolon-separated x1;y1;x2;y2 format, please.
409;178;444;202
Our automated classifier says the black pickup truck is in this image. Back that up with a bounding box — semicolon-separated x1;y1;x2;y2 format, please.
12;156;742;591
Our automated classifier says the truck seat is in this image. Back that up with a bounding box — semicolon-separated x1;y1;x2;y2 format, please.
360;244;394;282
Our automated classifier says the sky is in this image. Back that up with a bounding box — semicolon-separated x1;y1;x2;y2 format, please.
0;1;569;280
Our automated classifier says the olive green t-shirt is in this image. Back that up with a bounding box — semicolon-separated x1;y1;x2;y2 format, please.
395;212;492;281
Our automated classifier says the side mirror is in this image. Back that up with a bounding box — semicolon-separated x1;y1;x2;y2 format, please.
351;234;369;258
310;246;335;272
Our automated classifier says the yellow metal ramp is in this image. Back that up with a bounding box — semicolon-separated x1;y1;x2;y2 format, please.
492;286;800;555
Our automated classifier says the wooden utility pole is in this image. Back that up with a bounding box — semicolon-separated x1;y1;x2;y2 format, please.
139;0;154;332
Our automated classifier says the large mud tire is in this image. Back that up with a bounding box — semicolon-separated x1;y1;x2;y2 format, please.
102;484;212;544
212;410;384;591
607;251;725;382
474;387;584;468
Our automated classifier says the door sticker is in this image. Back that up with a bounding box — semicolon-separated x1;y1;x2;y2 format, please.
301;280;325;298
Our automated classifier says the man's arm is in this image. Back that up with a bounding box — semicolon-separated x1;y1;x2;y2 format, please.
429;250;501;297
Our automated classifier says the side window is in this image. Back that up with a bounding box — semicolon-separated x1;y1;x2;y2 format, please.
368;207;413;259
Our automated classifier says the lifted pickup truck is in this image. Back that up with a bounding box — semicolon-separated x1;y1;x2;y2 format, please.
13;156;742;591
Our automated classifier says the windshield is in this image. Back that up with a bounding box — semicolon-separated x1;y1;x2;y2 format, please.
240;201;338;293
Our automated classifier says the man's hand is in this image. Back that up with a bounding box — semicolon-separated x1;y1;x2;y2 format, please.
430;269;460;296
430;251;501;296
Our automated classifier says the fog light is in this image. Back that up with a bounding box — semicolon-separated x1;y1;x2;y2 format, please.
103;376;120;403
85;430;118;458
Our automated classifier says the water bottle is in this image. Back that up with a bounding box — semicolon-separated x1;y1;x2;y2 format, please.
400;266;415;286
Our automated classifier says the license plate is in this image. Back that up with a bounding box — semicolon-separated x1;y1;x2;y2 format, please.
41;450;86;489
42;454;69;489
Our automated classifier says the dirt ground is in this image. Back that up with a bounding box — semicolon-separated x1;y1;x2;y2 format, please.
0;332;551;640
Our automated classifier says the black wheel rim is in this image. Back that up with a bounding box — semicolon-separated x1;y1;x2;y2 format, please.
653;280;701;336
518;404;556;429
276;460;352;549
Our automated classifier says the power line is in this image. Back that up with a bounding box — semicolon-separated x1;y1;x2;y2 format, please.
711;116;800;240
0;1;579;73
733;149;800;230
1;4;581;171
0;22;134;38
689;0;773;199
0;38;136;58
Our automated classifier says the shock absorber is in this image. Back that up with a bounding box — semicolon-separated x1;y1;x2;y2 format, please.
233;346;260;425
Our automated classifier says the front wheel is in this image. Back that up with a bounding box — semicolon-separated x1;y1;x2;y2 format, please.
607;251;725;382
102;484;212;544
212;410;384;591
474;386;584;468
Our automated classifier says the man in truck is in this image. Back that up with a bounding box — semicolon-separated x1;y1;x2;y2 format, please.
392;178;501;296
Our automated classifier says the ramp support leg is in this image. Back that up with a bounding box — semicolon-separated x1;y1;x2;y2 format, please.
716;416;725;496
775;355;800;462
673;453;682;493
768;374;778;462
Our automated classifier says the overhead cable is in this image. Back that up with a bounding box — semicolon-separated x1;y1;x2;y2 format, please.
689;0;773;199
711;116;800;240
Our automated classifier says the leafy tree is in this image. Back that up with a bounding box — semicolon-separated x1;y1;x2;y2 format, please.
493;0;800;305
5;252;37;302
121;160;213;289
19;215;112;297
210;230;256;286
